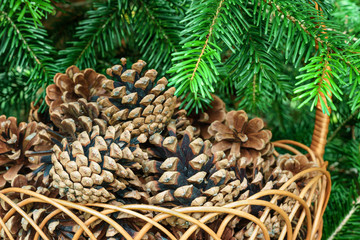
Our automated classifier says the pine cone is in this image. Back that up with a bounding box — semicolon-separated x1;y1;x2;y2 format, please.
140;120;281;232
28;100;50;123
45;66;107;114
144;121;242;209
0;116;40;188
44;65;109;136
208;110;272;163
98;59;177;137
277;153;317;176
49;124;149;204
237;166;303;240
0;174;61;240
174;94;226;139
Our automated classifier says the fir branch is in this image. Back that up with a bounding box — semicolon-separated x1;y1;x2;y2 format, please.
190;0;224;82
0;10;41;65
328;108;360;142
223;27;292;113
6;0;53;26
252;73;256;104
333;0;360;36
0;1;57;111
133;0;185;74
262;0;324;45
58;0;131;70
168;0;250;113
327;197;360;240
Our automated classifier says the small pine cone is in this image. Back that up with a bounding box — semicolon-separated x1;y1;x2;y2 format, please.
51;98;108;137
0;116;40;189
277;153;317;177
45;66;107;114
174;94;226;139
277;154;320;203
208;110;272;164
98;59;177;137
49;125;149;204
45;66;108;135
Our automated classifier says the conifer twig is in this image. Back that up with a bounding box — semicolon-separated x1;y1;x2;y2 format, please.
328;108;360;142
0;10;41;65
190;0;225;81
143;4;178;53
263;0;325;45
73;12;117;65
328;197;360;240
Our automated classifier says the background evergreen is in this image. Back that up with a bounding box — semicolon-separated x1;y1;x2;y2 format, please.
0;0;360;238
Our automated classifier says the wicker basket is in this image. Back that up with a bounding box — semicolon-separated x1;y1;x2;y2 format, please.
0;100;331;240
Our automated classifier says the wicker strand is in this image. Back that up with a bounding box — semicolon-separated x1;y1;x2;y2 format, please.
0;214;14;240
310;2;332;159
311;107;331;158
0;141;330;240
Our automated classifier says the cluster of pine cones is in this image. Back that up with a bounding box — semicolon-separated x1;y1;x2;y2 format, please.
0;59;318;239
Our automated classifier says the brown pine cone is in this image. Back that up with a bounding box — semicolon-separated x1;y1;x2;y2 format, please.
0;116;40;188
28;100;50;124
49;124;149;204
45;66;107;114
208;110;272;164
45;65;109;136
144;121;241;209
277;153;317;176
0;174;61;240
98;58;177;137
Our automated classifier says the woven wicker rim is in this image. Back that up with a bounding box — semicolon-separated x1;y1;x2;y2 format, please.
0;137;331;240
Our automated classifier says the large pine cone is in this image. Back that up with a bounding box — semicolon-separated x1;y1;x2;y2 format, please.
144;121;240;208
45;59;177;140
49;125;149;204
98;59;177;137
143;121;277;209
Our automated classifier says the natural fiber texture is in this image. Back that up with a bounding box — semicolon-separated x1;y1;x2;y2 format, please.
0;140;330;240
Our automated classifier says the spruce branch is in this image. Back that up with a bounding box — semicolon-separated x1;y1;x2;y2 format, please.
327;197;360;240
142;3;179;53
262;0;324;45
328;108;360;142
190;0;224;82
133;0;184;74
168;0;249;113
0;2;57;112
224;27;292;113
58;0;131;70
5;0;53;27
0;10;42;65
